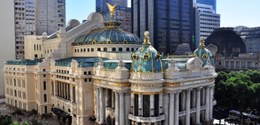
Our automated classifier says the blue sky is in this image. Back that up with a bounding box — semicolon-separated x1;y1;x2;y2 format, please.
66;0;260;27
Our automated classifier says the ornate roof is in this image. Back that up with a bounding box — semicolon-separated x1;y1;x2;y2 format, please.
5;59;41;65
72;21;140;46
194;40;212;67
131;31;163;73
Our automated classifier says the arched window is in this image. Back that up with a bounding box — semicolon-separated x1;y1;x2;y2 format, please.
112;48;116;52
103;48;108;51
119;48;123;52
91;48;94;52
97;48;101;51
131;48;135;52
126;48;130;52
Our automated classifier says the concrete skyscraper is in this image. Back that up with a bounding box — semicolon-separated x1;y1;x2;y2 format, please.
131;0;196;54
14;0;65;59
96;0;131;32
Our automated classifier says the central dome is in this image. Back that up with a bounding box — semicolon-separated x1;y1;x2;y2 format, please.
72;21;140;46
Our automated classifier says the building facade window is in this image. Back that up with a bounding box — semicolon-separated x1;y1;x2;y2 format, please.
44;94;47;102
43;81;46;90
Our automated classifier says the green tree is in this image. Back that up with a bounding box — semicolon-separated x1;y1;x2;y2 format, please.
215;70;260;114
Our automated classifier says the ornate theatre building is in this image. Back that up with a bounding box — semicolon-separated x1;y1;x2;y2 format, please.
4;5;217;125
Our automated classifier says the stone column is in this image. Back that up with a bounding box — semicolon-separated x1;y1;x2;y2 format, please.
196;87;201;125
139;94;143;116
115;92;120;125
105;89;109;107
125;93;130;125
96;87;100;123
185;89;191;125
99;88;105;124
192;89;196;108
159;94;163;114
112;91;115;109
209;85;214;119
205;86;210;121
202;87;206;106
70;85;73;102
163;92;171;125
174;91;180;125
169;93;175;125
120;92;125;125
131;93;134;114
181;91;186;111
150;95;154;116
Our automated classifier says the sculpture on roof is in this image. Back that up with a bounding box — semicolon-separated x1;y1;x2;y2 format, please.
106;3;116;18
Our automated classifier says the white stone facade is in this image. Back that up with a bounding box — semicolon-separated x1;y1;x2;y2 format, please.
4;12;217;125
215;53;260;71
93;57;217;125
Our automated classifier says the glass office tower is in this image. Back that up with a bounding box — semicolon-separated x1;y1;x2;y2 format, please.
196;0;216;11
132;0;196;54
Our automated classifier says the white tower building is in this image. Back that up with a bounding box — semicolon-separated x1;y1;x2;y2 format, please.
195;3;220;47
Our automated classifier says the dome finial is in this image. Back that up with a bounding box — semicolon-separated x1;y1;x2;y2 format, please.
199;39;205;48
143;31;151;45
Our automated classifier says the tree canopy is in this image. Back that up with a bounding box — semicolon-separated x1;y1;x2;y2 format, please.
215;70;260;114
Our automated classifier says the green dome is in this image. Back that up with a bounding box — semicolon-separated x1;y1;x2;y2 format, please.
131;32;163;73
194;41;212;67
72;21;140;45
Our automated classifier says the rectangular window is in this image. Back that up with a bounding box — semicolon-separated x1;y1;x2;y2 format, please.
73;87;76;103
154;94;159;116
43;81;46;90
14;79;16;86
45;106;48;114
143;95;150;117
23;92;26;99
134;94;139;116
51;82;54;95
44;94;47;102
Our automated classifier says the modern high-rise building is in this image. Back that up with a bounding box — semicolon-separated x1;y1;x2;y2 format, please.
0;0;16;96
131;0;196;54
196;0;216;11
194;2;220;47
14;0;65;59
96;0;131;32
